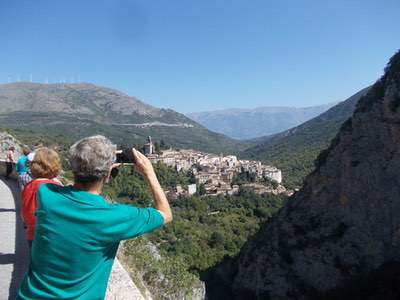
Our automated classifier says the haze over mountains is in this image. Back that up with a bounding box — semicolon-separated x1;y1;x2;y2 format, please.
0;82;244;154
187;103;336;140
244;87;371;187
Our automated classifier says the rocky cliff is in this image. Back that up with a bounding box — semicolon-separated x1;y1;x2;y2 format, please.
0;132;22;159
106;258;147;300
208;51;400;299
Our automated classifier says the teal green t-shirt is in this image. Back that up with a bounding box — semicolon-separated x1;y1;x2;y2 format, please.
16;155;28;174
17;184;164;300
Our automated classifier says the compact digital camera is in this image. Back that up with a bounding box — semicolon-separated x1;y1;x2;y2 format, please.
116;147;136;164
111;147;137;178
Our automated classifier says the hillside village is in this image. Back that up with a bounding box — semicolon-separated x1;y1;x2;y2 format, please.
144;137;289;197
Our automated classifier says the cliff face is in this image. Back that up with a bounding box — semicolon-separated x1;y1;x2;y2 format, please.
218;51;400;299
0;132;22;156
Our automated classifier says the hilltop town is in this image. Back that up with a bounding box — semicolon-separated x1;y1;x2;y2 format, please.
143;137;288;197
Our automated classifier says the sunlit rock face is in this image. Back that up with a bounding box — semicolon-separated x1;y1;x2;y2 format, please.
0;132;22;159
106;259;146;300
211;52;400;300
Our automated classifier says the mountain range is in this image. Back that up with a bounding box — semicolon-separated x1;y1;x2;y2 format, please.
187;103;336;140
243;87;371;187
0;82;244;154
0;82;373;189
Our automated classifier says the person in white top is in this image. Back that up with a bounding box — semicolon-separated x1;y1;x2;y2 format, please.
5;146;15;180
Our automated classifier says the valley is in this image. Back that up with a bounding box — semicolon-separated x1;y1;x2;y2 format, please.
187;103;336;140
1;51;399;300
1;2;398;299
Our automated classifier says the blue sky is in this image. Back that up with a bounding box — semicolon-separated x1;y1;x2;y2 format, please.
0;0;398;113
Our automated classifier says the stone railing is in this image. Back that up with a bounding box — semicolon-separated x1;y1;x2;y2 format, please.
0;160;18;179
106;258;146;300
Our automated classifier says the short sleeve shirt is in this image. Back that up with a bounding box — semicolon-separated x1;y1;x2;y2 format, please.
16;155;28;174
17;184;164;300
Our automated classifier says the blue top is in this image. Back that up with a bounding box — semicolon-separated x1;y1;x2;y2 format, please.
16;155;28;174
17;184;164;300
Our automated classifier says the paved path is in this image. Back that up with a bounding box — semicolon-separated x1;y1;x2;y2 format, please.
0;178;29;300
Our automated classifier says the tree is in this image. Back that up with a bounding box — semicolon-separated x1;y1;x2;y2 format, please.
197;183;206;196
154;141;161;153
187;170;197;184
160;139;166;149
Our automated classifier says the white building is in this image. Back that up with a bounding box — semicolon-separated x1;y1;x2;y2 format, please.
188;184;197;195
144;136;154;155
263;168;282;184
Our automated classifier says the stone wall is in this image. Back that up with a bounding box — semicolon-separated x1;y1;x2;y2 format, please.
0;160;18;179
106;259;146;300
0;132;22;179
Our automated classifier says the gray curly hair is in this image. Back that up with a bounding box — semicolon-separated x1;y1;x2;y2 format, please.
69;135;116;183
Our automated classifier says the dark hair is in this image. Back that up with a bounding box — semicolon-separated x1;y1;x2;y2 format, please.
22;147;30;156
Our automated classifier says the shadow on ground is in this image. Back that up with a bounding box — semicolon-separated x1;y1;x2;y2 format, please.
0;178;29;299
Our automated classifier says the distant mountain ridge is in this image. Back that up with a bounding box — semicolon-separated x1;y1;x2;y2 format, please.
187;103;336;140
0;82;244;153
243;87;371;187
0;82;187;123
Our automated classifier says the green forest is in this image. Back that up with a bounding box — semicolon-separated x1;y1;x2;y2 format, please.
103;165;285;298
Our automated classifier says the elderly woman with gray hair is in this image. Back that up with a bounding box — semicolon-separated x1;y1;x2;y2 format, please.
17;135;172;300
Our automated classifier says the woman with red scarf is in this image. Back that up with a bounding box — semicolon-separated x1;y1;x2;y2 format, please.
22;148;63;248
